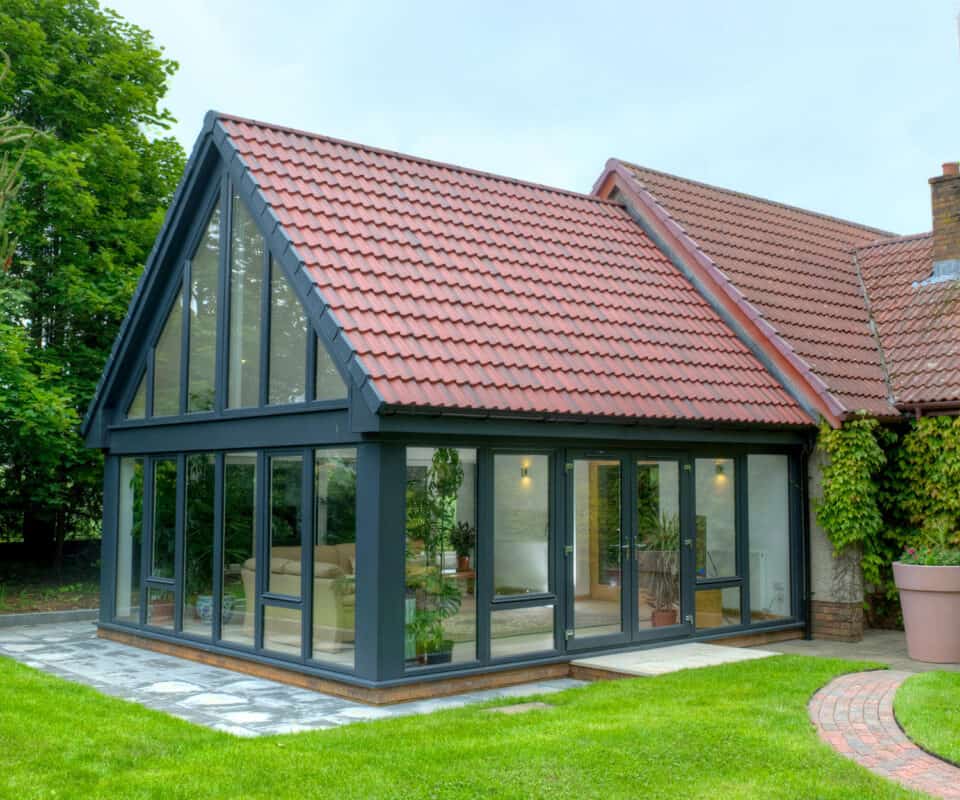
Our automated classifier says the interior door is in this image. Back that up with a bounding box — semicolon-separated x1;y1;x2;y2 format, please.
634;456;693;640
565;456;628;649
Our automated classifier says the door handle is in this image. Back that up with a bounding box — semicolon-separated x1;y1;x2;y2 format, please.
683;538;694;548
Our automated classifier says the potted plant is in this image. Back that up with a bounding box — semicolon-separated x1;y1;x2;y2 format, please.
404;448;464;664
650;512;680;627
894;517;960;663
449;521;476;572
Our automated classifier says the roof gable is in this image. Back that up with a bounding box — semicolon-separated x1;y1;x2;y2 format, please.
597;161;899;421
216;114;812;426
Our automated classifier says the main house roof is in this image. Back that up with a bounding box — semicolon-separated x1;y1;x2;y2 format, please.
218;115;810;426
603;163;899;418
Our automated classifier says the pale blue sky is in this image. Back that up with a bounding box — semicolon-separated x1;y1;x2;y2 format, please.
108;0;960;234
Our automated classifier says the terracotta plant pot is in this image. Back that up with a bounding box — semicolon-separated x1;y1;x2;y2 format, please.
893;561;960;663
457;555;470;572
651;608;678;627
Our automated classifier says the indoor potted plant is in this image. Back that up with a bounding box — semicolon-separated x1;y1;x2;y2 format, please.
449;521;476;572
894;517;960;662
650;512;680;626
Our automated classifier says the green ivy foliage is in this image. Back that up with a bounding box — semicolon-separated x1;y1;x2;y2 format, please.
817;414;960;621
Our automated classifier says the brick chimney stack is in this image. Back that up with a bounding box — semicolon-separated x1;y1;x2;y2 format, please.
930;162;960;277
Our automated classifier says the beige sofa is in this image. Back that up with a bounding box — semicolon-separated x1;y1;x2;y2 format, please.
240;544;356;648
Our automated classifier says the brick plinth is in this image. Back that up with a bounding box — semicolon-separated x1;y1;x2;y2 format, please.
811;600;864;641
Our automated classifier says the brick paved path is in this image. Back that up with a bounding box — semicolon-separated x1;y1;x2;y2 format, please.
810;670;960;799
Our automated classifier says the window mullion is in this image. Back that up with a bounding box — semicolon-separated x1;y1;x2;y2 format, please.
259;253;271;408
215;176;231;415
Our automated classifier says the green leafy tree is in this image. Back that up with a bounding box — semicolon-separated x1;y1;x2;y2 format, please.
0;0;186;561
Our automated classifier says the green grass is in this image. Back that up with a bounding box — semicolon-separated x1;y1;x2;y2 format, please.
0;655;923;800
895;671;960;764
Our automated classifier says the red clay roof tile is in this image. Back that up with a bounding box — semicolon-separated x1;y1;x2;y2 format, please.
617;163;898;417
218;115;811;426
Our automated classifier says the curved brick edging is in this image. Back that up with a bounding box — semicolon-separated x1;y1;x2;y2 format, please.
810;670;960;799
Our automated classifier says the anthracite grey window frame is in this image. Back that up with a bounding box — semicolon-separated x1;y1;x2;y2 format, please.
116;172;350;429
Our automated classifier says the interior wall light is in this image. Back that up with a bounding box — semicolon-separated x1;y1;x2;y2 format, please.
520;459;531;486
714;459;728;485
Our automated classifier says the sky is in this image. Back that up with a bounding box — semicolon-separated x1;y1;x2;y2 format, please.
106;0;960;235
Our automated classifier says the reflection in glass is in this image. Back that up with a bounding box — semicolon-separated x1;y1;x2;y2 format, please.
695;587;742;630
491;605;555;659
695;458;736;579
637;460;681;629
315;335;348;402
224;453;257;646
187;204;220;413
268;455;303;597
126;375;146;420
572;459;622;638
405;447;477;668
151;459;177;579
268;260;307;405
313;448;357;668
114;458;144;623
153;295;182;417
228;194;264;409
147;587;175;629
748;455;791;621
263;607;301;657
183;454;215;637
493;454;549;597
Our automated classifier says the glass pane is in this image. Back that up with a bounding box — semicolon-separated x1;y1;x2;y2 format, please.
268;260;307;405
268;455;303;597
493;454;549;597
222;452;257;647
695;587;742;630
572;459;622;638
187;204;220;413
183;454;215;638
313;448;357;669
491;605;555;659
227;193;264;409
147;587;174;629
315;335;347;401
153;294;183;417
151;458;177;579
126;375;146;420
263;607;301;657
748;455;792;621
637;460;681;630
405;448;477;668
695;458;736;580
114;458;144;623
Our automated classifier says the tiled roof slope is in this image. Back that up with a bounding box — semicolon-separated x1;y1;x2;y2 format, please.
856;233;960;406
616;164;899;417
218;115;811;425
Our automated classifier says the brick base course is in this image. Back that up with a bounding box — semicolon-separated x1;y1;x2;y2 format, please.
812;600;864;641
810;670;960;799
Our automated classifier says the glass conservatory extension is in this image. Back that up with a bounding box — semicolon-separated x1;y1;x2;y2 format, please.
93;163;809;692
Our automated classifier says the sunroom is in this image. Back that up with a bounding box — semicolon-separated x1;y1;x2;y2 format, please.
85;113;816;699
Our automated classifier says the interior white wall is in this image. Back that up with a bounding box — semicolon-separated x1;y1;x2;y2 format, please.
493;454;549;593
747;454;790;616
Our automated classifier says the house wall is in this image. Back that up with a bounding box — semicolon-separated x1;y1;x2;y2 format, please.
807;448;865;641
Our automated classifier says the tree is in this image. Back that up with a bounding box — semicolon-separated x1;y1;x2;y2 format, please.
0;0;186;561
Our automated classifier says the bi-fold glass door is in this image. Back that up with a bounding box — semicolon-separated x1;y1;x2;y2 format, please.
564;452;694;651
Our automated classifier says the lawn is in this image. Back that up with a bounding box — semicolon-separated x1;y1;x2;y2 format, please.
0;655;921;800
895;670;960;765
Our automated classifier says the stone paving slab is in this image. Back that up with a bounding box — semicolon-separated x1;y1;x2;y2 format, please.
570;642;777;676
0;621;585;737
810;669;960;799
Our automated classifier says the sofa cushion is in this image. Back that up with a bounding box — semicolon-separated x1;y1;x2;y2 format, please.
243;557;256;571
313;562;342;579
315;545;340;567
336;543;356;572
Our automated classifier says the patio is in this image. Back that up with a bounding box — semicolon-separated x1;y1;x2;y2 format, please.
0;621;583;737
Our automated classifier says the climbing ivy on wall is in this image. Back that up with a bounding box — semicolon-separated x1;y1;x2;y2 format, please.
816;414;960;622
